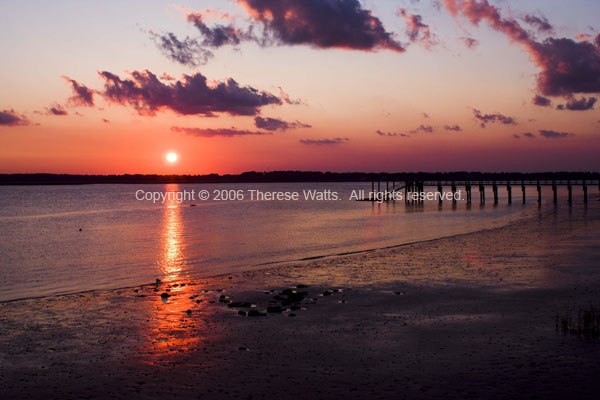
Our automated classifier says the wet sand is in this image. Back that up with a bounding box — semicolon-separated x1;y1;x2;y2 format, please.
1;203;600;399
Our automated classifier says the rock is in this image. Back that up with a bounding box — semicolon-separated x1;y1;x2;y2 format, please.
195;300;202;304
322;290;332;296
228;302;253;308
267;306;284;313
238;347;249;351
296;284;308;289
279;290;309;306
219;295;230;303
394;291;405;295
238;310;247;316
288;313;296;317
160;292;171;299
248;310;267;317
290;305;301;311
186;309;192;316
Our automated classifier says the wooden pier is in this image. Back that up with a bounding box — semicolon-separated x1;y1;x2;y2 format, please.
362;177;598;204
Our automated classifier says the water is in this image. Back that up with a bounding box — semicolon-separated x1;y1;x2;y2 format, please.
0;182;557;301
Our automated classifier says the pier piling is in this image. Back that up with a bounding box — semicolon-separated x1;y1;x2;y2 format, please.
537;181;541;204
568;180;572;204
452;182;457;204
371;176;375;200
552;181;557;204
521;181;526;204
583;180;588;204
479;183;485;204
466;183;472;204
507;183;512;204
493;182;498;204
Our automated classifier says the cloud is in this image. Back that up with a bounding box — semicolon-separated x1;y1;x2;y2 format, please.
45;103;68;116
473;108;516;127
422;112;430;118
376;130;408;137
0;109;29;127
182;0;404;54
522;14;553;33
149;31;213;67
444;124;462;131
102;118;110;123
277;87;304;105
300;137;349;145
532;94;552;107
460;36;479;48
243;0;404;52
557;96;597;111
443;0;600;98
154;1;405;66
97;69;283;116
254;116;311;131
515;132;535;139
410;124;434;134
539;129;574;139
62;76;95;107
397;8;437;49
171;126;270;137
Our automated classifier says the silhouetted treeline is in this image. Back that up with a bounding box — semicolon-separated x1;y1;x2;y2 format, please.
0;171;598;185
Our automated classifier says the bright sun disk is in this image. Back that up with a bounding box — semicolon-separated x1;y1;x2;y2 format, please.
166;152;178;163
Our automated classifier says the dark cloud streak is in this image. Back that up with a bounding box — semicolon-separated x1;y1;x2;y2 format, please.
62;76;95;107
300;137;349;145
473;108;516;127
97;70;283;117
0;109;29;127
254;116;311;131
171;126;271;137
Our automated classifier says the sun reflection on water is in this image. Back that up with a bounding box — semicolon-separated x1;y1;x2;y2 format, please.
135;184;216;364
160;184;183;281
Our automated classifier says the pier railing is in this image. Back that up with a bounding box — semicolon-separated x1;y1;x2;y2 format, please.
364;177;599;204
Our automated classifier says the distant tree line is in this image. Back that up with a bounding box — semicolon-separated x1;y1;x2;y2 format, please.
0;171;598;185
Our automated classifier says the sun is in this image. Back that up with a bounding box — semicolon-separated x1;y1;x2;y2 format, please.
166;152;178;163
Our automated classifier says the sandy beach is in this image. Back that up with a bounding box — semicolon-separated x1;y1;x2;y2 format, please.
1;203;600;399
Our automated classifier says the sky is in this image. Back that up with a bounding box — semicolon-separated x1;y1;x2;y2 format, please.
1;0;599;174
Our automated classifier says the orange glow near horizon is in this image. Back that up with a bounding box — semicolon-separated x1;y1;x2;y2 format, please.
1;1;599;173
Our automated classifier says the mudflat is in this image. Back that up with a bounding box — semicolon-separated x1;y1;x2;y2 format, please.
1;205;599;399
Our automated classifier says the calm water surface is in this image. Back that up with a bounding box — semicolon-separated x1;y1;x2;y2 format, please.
0;182;570;301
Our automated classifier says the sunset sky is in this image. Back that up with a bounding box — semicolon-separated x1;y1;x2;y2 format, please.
1;0;599;174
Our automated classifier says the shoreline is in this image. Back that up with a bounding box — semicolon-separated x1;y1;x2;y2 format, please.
1;202;599;399
0;207;539;304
